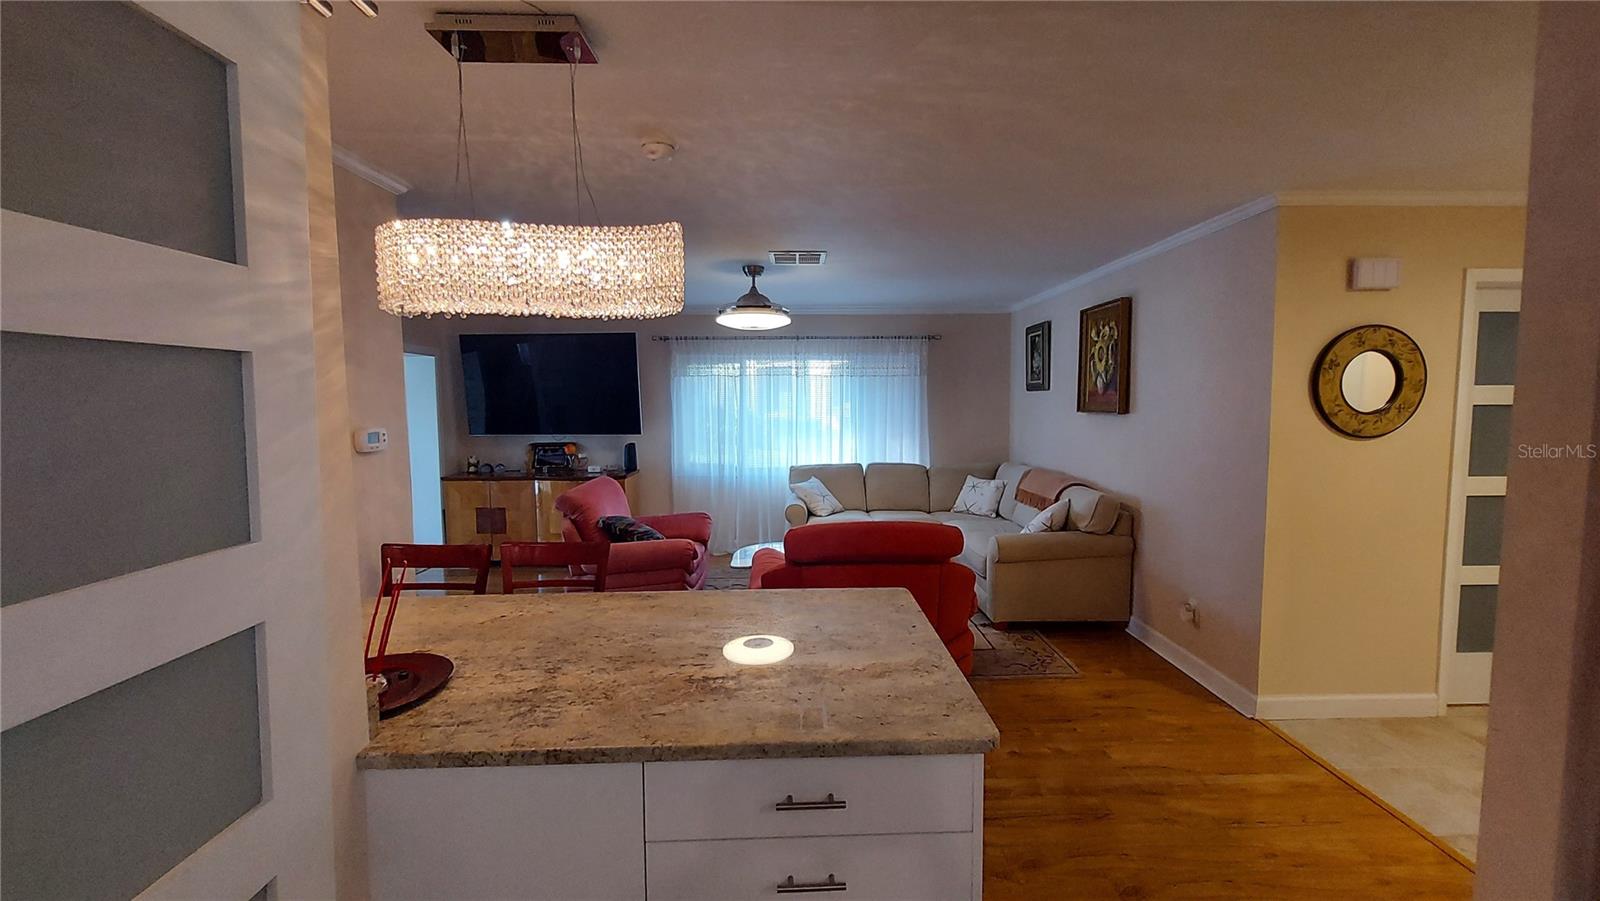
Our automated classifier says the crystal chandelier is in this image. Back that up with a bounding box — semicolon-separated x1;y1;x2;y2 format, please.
375;33;684;319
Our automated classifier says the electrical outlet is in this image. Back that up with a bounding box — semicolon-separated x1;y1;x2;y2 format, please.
1181;599;1199;625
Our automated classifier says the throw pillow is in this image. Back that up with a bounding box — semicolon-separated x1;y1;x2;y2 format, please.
597;515;665;542
790;477;845;516
1021;498;1071;534
950;475;1006;517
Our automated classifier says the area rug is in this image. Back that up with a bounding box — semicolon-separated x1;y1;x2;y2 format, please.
703;556;1081;679
967;613;1081;679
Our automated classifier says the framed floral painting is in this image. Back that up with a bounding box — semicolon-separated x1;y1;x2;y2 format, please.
1077;296;1132;413
1025;321;1051;391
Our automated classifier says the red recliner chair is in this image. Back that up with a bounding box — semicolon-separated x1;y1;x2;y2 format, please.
747;521;978;673
554;476;712;590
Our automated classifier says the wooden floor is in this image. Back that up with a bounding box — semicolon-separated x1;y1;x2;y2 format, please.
974;627;1474;900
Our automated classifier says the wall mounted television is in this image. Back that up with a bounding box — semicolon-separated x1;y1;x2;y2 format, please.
460;332;642;436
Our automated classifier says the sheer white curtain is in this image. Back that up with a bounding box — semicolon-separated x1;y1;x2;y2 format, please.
670;337;930;553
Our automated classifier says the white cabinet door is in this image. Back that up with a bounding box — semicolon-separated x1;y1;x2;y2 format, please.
647;832;975;901
365;764;644;900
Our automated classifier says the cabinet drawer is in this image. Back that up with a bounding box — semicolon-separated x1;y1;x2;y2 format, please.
644;755;975;841
647;832;974;901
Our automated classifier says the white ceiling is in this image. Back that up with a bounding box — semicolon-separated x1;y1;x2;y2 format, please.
326;1;1536;314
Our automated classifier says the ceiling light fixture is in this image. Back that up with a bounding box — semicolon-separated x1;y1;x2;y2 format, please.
302;0;334;18
375;28;684;319
716;265;791;331
348;0;379;18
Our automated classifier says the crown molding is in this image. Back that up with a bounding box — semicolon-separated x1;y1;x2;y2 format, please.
332;144;411;195
1010;195;1277;313
1274;189;1526;207
1008;188;1529;313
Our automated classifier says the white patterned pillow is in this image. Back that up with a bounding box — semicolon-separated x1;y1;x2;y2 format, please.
790;477;845;516
1021;498;1071;534
950;475;1005;517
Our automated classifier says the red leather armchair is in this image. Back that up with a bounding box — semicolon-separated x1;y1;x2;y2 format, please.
748;521;978;674
554;477;712;591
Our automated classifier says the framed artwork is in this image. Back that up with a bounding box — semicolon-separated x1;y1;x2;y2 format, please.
1024;321;1051;391
1077;296;1132;413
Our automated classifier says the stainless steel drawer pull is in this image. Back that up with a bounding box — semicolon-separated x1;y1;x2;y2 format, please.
775;792;846;812
777;874;847;894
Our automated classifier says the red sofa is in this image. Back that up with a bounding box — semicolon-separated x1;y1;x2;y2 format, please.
554;477;712;590
747;521;978;673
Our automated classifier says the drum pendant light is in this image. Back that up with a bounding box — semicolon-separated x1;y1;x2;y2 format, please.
716;264;791;331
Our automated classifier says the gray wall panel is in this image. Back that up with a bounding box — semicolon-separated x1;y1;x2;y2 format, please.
0;1;237;261
1;332;252;604
1;628;264;900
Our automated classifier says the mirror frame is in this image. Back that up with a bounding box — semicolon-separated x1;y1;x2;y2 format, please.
1311;324;1427;439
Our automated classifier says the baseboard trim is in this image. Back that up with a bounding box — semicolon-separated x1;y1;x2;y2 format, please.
1125;619;1258;717
1255;692;1439;720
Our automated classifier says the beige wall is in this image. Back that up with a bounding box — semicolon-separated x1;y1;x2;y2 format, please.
332;167;409;599
1010;210;1280;694
1477;3;1600;895
302;20;369;898
1257;207;1526;699
402;313;1011;516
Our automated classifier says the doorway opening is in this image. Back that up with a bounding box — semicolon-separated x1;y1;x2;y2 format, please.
404;352;443;544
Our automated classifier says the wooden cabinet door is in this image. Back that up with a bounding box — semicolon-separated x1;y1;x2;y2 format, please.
443;481;491;548
534;480;579;542
493;481;538;552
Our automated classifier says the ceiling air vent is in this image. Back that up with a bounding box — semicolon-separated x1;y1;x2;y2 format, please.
768;250;827;266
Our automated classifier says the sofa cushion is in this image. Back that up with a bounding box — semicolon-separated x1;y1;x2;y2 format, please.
868;510;937;522
950;475;1005;517
934;512;1021;578
929;464;999;512
994;462;1033;523
790;476;845;516
789;464;866;511
1062;485;1120;534
806;510;873;524
865;463;930;512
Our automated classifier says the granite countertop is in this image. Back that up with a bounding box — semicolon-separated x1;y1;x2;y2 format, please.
358;589;999;769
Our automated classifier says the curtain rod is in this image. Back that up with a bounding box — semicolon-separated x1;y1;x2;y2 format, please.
651;334;940;342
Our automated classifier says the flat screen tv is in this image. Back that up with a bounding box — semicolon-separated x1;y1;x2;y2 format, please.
460;332;642;436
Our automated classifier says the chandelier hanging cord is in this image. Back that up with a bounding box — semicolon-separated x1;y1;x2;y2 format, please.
568;60;603;226
452;33;478;217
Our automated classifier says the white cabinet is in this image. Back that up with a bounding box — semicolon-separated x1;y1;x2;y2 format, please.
364;755;984;900
644;754;975;840
647;832;975;901
364;764;644;901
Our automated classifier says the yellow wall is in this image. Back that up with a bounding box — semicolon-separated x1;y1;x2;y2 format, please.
1258;206;1526;698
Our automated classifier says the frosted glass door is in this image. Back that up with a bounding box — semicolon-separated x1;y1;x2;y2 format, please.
1442;270;1521;705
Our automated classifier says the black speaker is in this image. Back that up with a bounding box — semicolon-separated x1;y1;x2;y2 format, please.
623;441;638;473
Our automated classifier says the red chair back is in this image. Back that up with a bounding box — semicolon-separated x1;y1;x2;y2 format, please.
751;522;977;673
500;541;609;593
552;476;631;543
379;543;492;595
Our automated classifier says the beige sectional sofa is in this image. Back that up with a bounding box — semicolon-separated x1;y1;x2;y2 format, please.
785;462;1134;623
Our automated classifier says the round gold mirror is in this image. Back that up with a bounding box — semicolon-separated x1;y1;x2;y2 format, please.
1312;325;1426;439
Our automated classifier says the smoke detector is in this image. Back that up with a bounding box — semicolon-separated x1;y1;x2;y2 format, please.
768;250;827;266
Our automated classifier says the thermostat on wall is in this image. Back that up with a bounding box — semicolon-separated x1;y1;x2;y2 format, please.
353;427;388;453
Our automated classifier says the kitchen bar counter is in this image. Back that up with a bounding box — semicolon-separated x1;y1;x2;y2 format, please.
358;588;998;769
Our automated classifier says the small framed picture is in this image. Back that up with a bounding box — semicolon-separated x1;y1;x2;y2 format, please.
1078;296;1132;414
1025;321;1051;391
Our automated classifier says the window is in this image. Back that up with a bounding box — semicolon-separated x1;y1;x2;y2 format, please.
670;337;930;552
